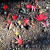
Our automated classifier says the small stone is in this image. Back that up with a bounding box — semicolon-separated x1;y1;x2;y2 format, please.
29;37;31;39
0;39;2;42
4;11;7;15
25;44;29;48
44;28;48;32
33;31;34;32
3;36;4;38
34;37;36;40
21;25;23;28
12;40;14;43
46;6;49;9
18;48;20;50
18;15;21;18
23;32;25;34
17;26;19;28
13;49;15;50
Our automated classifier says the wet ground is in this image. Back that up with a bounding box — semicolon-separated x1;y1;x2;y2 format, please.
0;0;50;50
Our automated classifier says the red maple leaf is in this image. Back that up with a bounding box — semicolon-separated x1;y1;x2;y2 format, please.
12;15;17;20
35;14;48;21
26;4;32;9
22;18;29;26
3;5;8;10
41;20;50;27
15;35;23;46
32;6;37;11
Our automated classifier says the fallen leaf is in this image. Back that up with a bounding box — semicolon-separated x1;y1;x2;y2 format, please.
26;4;32;9
9;23;14;30
15;35;23;45
17;20;21;25
3;5;8;10
35;14;48;21
39;9;44;14
22;18;29;26
15;31;19;36
32;6;37;11
41;20;50;27
12;15;17;20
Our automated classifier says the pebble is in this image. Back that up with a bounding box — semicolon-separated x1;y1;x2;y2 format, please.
33;31;35;32
44;28;48;32
4;11;7;15
25;44;29;48
46;6;49;9
34;37;36;40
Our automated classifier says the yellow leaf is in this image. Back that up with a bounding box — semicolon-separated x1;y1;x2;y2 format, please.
12;40;14;43
39;6;41;8
17;21;21;25
17;5;20;8
15;31;19;35
39;9;44;14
